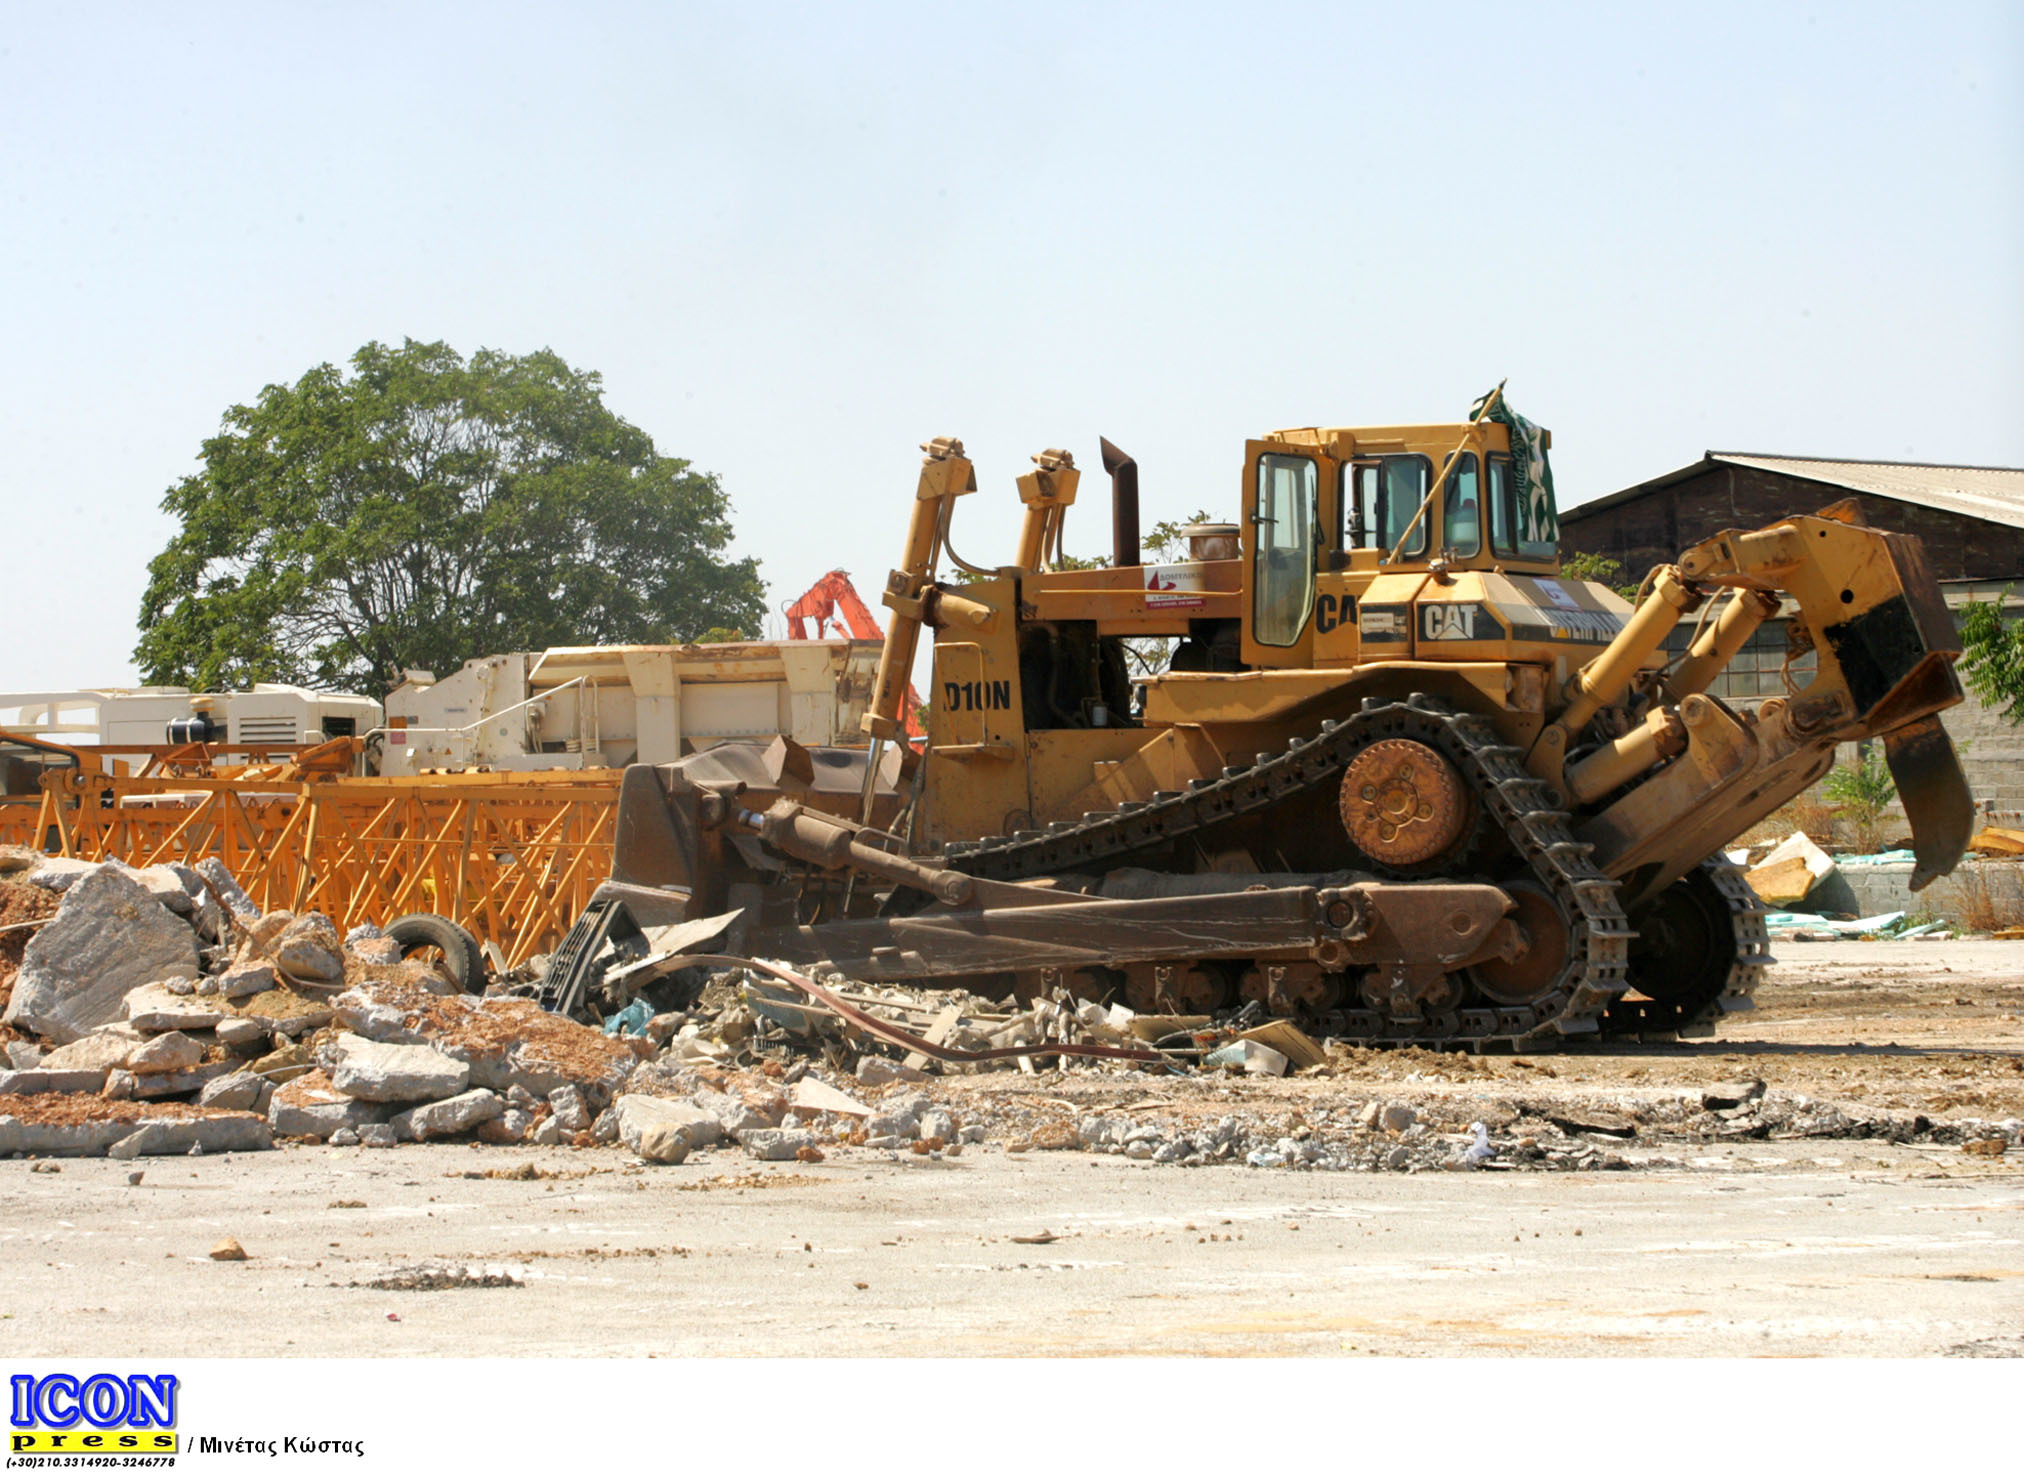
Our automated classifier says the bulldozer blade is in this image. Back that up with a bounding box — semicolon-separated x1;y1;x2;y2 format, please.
1883;716;1973;891
742;880;1513;983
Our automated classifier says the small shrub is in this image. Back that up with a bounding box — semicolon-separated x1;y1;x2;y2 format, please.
1950;866;2024;934
1820;748;1897;853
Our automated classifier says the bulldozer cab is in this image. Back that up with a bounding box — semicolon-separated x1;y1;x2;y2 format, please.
1239;420;1561;668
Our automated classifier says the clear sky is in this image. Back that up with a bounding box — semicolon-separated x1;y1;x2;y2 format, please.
3;0;2019;695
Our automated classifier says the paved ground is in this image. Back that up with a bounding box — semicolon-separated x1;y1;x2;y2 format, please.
4;938;2020;1358
5;1138;2021;1357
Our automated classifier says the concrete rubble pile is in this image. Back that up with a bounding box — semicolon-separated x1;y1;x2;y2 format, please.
0;848;634;1161
6;845;2020;1174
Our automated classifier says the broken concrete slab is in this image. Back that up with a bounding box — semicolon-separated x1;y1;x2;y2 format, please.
211;961;280;1000
331;975;630;1102
475;1106;534;1145
214;1017;269;1051
737;1127;819;1161
3;866;201;1043
126;1031;206;1075
271;913;345;986
131;1061;234;1099
39;1029;142;1073
0;1068;112;1095
20;856;99;893
234;988;333;1037
634;1122;690;1163
268;1072;393;1140
249;1039;315;1084
497;1019;637;1101
0;1098;267;1157
855;1057;928;1085
611;1094;723;1158
1702;1079;1768;1112
123;984;229;1034
0;1115;138;1156
694;1090;774;1134
331;988;431;1046
791;1076;871;1118
863;1099;923;1140
107;860;198;917
195;858;260;922
235;909;294;962
546;1084;590;1132
393;1088;505;1141
328;1036;470;1102
106;1115;271;1158
197;1072;269;1112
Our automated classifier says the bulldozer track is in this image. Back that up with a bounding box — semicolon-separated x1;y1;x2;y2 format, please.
943;694;1634;1049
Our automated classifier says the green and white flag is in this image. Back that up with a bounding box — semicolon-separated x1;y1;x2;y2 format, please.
1470;387;1558;546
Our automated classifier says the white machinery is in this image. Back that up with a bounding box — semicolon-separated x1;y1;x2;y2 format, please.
0;685;383;762
378;638;882;776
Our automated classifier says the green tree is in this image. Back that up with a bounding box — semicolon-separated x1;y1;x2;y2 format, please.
1560;550;1642;601
136;340;765;695
1958;596;2024;725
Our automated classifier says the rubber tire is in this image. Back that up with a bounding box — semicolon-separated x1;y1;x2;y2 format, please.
382;912;487;994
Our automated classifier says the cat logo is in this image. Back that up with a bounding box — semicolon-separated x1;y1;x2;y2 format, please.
1421;603;1479;641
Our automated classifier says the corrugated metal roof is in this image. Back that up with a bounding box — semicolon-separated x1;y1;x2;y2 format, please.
1708;454;2024;530
1561;452;2024;529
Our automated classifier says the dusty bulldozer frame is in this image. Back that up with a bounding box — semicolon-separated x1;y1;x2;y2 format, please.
544;399;1973;1049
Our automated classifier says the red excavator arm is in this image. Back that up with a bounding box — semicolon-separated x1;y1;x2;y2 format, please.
785;569;889;641
784;571;925;739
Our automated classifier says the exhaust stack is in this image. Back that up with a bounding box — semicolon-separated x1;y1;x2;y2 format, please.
1100;436;1140;569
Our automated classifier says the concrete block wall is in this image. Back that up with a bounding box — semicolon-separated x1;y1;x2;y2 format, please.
1807;858;2024;927
1826;691;2024;834
1939;694;2024;821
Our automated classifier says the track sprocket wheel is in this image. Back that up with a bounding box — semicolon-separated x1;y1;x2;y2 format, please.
1338;738;1473;868
1605;859;1768;1038
1328;711;1495;880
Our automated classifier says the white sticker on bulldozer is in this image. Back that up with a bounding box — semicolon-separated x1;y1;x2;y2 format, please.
1535;578;1581;610
1144;564;1205;610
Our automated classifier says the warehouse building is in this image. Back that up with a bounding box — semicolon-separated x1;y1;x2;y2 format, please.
1561;452;2024;818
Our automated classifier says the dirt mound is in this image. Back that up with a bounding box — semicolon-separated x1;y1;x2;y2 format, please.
0;879;62;1018
0;1093;258;1127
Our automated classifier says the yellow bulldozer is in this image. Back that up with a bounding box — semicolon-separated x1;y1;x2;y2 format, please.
541;390;1973;1048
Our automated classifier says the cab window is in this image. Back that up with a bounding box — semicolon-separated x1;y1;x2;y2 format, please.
1490;452;1555;560
1488;454;1516;555
1441;453;1481;558
1345;457;1428;557
1253;453;1317;647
